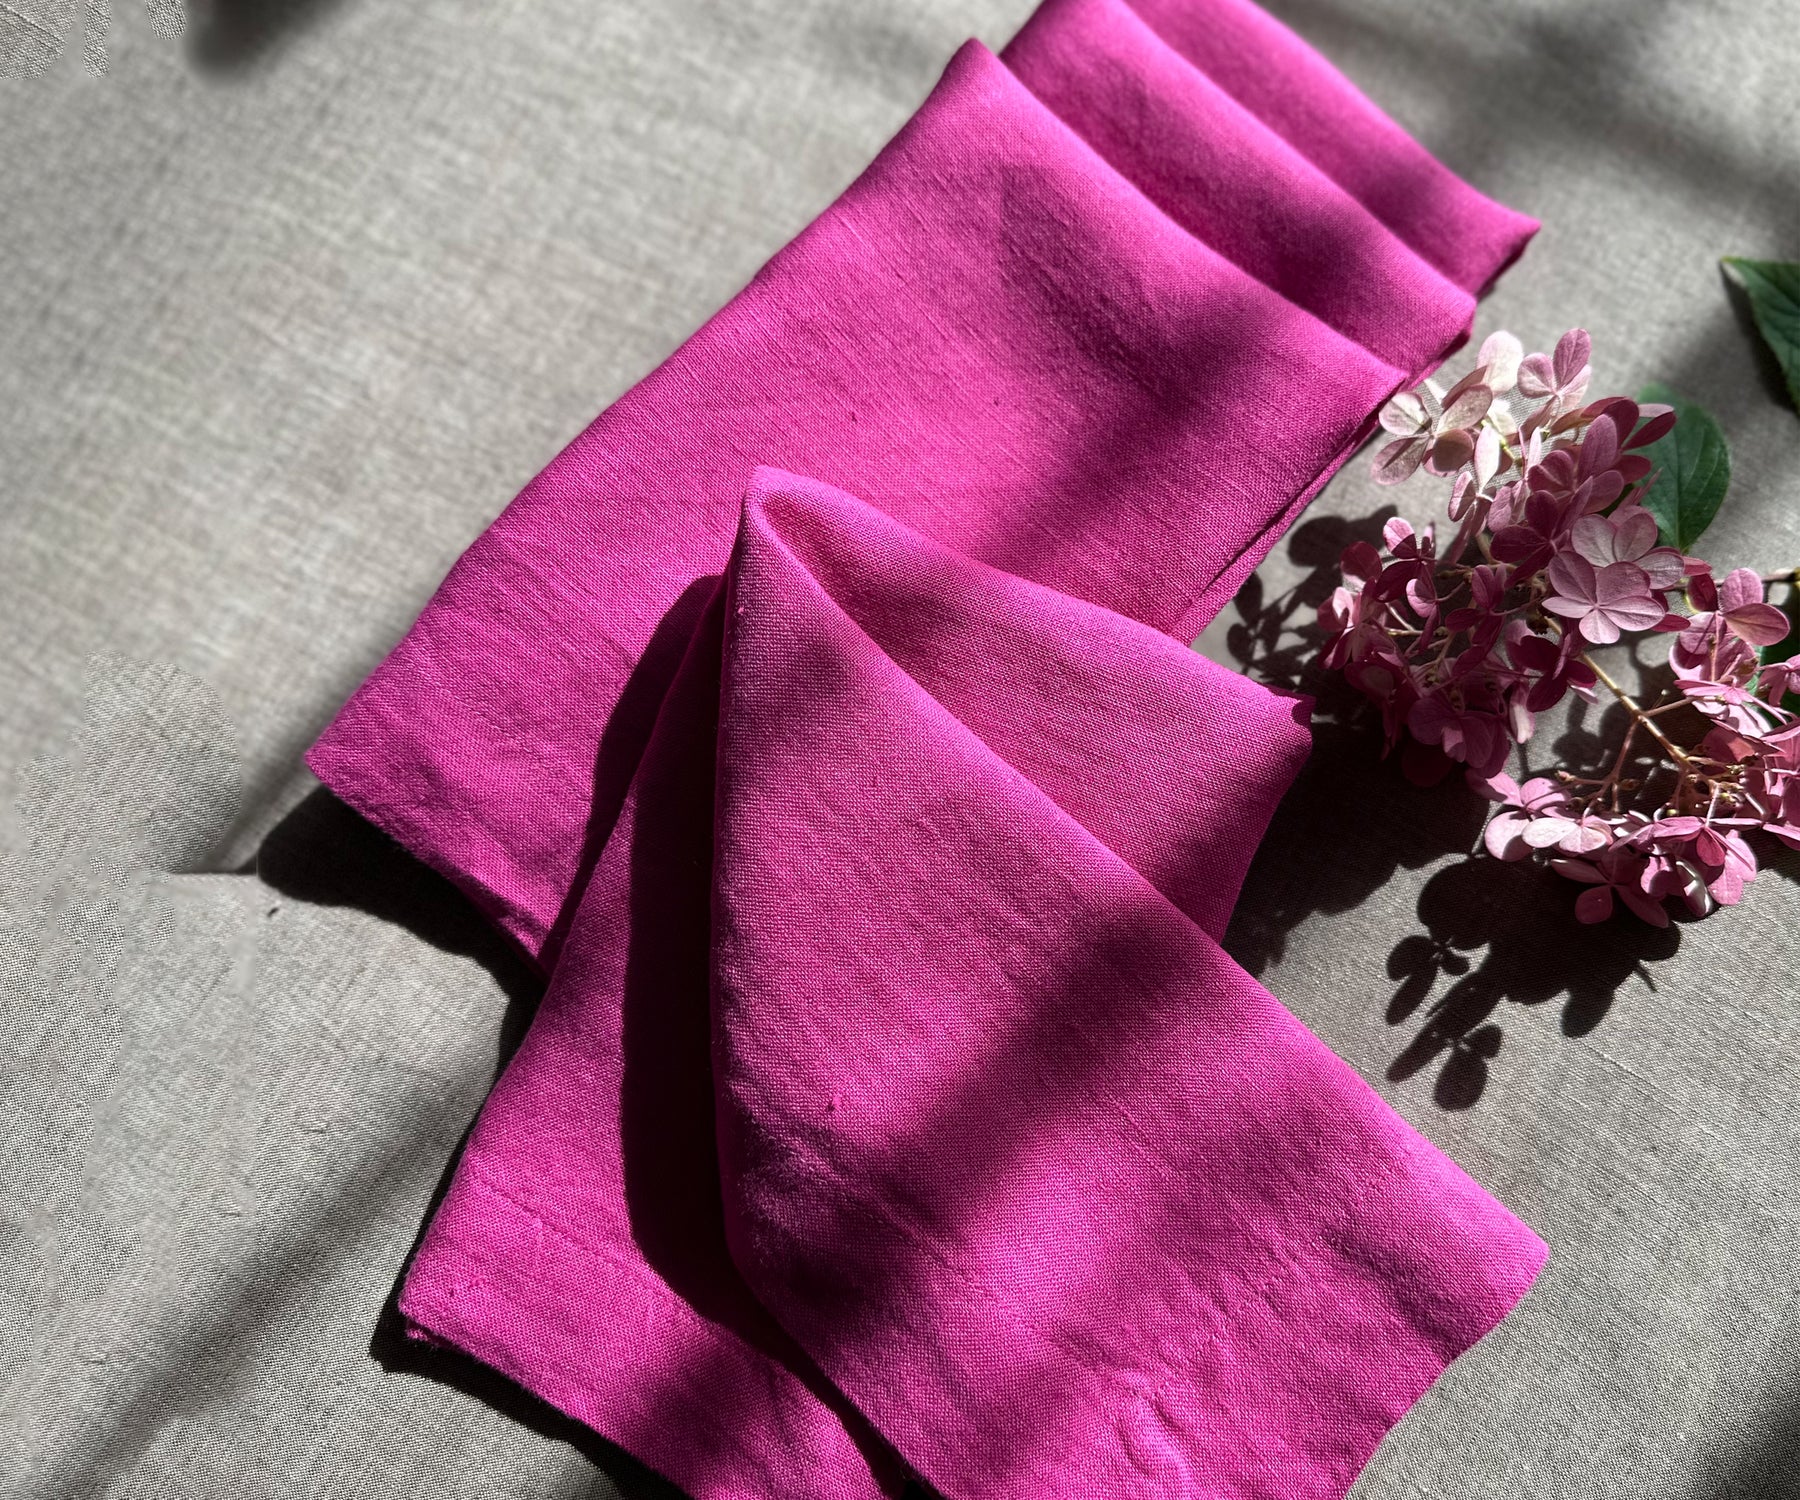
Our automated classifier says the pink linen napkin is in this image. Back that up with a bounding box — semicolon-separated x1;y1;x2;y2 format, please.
308;0;1535;965
304;2;1552;1494
398;469;1547;1500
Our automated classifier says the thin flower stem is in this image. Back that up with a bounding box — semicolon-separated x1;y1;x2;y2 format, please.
1481;409;1522;468
1583;655;1697;771
1592;720;1639;814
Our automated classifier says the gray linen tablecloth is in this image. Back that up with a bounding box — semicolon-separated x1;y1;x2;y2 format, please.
3;2;1799;1495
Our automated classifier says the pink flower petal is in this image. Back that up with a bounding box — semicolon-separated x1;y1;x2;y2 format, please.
1507;630;1557;671
1580;413;1620;475
1524;674;1570;713
1587;396;1638;436
1723;601;1791;647
1673;863;1713;917
1491;525;1547;565
1624;405;1676;449
1525;486;1566;533
1371;436;1426;485
1579;610;1623;645
1520;777;1565;808
1440;383;1494;430
1406;693;1454;743
1478;331;1524;391
1446;470;1478;522
1592;560;1653;604
1473;771;1522;804
1708;869;1745;906
1379;391;1429;437
1485;812;1532;860
1579;471;1624;513
1639;549;1686;592
1602;594;1672;632
1574;883;1615;922
1554;328;1592;387
1570;514;1618;567
1508;692;1535;742
1341;540;1382;588
1474;425;1501;487
1427;428;1476;474
1719;567;1764;612
1547;552;1598;603
1617;884;1672;926
1524;818;1576;848
1516;352;1556;399
1559;822;1610;855
1612;507;1659;562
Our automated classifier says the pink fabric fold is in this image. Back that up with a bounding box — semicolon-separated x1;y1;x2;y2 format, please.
1003;0;1477;375
305;4;1550;1495
399;470;1546;1500
308;0;1534;964
1123;0;1538;296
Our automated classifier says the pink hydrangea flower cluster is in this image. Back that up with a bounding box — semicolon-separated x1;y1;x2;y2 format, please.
1320;328;1800;925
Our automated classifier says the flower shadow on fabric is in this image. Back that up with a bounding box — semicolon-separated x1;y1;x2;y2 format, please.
186;0;349;71
1215;507;1491;980
1216;512;1680;1109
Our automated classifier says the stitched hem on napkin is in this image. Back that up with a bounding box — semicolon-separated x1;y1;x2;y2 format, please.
400;1166;905;1500
403;1128;1544;1500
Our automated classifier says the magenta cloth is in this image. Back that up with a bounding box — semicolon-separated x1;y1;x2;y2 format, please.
308;0;1536;965
306;2;1551;1495
397;470;1547;1500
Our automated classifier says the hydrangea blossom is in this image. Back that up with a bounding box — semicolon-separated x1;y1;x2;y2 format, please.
1319;328;1799;925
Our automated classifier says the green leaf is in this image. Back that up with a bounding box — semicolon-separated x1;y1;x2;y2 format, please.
1634;382;1731;552
1723;257;1800;415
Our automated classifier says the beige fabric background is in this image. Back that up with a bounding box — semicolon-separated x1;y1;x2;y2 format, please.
2;2;1798;1495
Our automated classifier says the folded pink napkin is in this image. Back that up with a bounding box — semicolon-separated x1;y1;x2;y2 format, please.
309;0;1534;966
307;2;1549;1494
398;470;1546;1500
